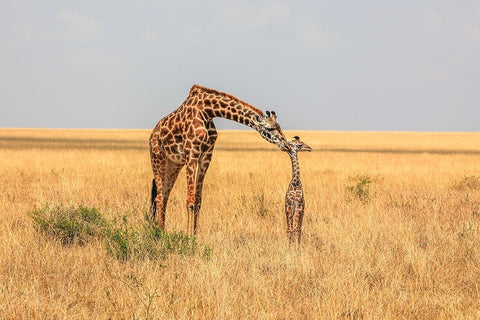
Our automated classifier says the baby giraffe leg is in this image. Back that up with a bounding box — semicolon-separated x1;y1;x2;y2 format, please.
285;205;295;245
293;204;305;245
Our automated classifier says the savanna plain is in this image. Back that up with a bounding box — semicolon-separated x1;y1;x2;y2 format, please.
1;128;480;319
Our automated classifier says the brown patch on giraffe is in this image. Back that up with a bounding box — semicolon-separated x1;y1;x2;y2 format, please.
184;139;192;149
194;128;207;140
192;117;203;128
219;100;228;109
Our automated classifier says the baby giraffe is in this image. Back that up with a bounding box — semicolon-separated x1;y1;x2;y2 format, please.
285;136;312;245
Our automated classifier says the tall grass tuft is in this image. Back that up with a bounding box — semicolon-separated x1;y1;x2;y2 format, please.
453;175;480;191
251;189;271;217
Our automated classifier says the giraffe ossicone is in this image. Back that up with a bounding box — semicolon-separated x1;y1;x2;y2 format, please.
149;84;289;235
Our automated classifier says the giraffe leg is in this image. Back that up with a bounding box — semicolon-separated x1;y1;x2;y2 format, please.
192;149;214;234
151;146;184;230
285;204;294;246
151;154;167;228
158;160;184;228
184;149;214;235
185;158;199;235
293;204;305;246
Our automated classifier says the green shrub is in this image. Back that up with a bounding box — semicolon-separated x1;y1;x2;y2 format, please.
30;204;212;261
105;215;138;260
346;175;374;203
105;215;212;261
30;204;108;245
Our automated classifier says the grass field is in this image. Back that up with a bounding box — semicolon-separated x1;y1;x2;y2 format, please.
1;128;480;319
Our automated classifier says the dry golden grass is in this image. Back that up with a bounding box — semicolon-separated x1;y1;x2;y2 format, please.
1;128;480;319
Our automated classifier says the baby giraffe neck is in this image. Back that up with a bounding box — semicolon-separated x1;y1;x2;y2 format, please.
289;152;301;185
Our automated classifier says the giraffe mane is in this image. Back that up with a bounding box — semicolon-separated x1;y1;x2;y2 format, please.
189;84;264;116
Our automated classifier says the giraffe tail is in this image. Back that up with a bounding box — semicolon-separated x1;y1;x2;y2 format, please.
150;178;157;220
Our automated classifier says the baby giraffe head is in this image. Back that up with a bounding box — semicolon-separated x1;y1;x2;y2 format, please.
287;136;312;155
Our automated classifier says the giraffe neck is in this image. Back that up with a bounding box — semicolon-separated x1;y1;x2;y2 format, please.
188;85;263;128
288;151;301;185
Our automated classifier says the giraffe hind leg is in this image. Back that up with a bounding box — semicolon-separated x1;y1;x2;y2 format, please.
285;205;294;246
160;160;183;228
150;148;169;229
152;160;183;230
293;204;305;245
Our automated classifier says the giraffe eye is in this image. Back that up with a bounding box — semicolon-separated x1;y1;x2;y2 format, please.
266;127;275;131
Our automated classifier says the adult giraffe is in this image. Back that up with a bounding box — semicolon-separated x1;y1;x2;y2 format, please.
149;84;290;235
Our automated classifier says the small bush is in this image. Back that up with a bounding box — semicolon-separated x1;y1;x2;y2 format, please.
31;204;212;261
30;204;108;245
105;215;212;261
105;215;138;260
346;175;374;203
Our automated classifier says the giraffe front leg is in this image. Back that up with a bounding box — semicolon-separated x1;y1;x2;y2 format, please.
192;150;214;234
155;187;166;229
185;159;198;235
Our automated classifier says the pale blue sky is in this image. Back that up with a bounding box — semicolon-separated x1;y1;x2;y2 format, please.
1;1;479;131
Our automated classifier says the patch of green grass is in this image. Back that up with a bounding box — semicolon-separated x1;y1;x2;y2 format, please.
30;204;108;245
346;174;375;204
30;204;212;260
106;215;212;261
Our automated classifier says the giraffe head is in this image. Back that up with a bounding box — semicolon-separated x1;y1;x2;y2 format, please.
287;136;312;155
252;110;290;151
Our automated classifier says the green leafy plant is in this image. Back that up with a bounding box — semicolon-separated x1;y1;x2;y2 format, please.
346;174;374;203
105;215;138;260
30;204;108;245
30;204;212;261
105;215;212;261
